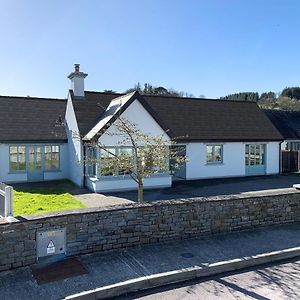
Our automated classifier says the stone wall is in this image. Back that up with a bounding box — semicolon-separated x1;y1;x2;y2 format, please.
1;190;300;271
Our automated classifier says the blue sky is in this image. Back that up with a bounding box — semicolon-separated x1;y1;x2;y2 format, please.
0;0;300;99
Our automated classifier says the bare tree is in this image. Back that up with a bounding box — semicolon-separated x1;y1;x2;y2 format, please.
83;117;187;204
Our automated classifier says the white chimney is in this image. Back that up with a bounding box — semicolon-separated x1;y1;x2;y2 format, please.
67;64;88;97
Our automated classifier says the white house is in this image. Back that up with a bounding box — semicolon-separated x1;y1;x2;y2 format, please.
0;65;283;192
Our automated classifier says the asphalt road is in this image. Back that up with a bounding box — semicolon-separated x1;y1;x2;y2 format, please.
117;258;300;300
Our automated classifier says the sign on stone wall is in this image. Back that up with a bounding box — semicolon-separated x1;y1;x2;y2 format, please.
36;229;66;260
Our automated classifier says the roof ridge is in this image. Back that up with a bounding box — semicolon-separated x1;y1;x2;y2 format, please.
145;94;258;104
85;90;258;104
0;95;66;101
85;90;124;96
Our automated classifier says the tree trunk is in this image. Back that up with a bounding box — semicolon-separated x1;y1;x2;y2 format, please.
138;180;144;204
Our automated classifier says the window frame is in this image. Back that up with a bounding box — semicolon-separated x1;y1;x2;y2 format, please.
9;145;26;173
245;144;265;166
44;145;60;171
206;144;223;165
89;145;169;179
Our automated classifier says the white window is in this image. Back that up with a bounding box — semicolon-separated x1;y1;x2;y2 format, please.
206;145;223;164
90;146;168;177
9;146;26;172
44;145;60;170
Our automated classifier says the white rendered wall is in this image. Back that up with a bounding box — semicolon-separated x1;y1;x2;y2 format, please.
86;175;172;192
185;142;280;180
99;99;170;146
65;93;84;186
70;76;85;97
266;142;280;174
185;142;246;180
91;99;171;192
0;143;68;183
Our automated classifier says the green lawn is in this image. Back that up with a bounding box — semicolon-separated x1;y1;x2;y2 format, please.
14;188;85;216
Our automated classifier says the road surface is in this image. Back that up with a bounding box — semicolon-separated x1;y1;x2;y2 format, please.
117;258;300;299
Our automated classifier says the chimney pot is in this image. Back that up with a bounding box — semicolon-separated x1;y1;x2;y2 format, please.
67;64;88;97
75;64;80;72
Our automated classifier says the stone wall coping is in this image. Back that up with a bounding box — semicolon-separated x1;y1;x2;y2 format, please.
1;187;299;226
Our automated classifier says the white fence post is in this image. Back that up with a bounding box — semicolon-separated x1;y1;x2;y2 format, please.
4;186;13;217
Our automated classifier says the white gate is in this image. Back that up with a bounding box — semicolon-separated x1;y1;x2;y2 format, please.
0;183;14;217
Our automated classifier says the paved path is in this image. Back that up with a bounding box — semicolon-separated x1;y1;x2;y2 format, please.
119;258;300;299
1;224;300;300
74;193;134;208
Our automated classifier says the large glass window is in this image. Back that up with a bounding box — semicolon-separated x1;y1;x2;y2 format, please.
44;145;60;170
89;146;168;177
86;147;96;176
9;146;26;172
100;147;118;176
206;145;223;164
118;147;133;175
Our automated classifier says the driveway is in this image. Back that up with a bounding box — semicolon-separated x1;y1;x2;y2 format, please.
11;175;300;208
104;174;300;203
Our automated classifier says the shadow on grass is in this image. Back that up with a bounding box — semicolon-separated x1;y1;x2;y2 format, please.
12;180;89;196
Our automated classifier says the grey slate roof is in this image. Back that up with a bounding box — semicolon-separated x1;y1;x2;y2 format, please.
0;96;67;142
74;91;283;142
264;109;300;140
72;91;119;136
0;91;283;143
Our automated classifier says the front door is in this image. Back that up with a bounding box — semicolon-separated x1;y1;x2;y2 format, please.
245;144;266;176
27;145;44;182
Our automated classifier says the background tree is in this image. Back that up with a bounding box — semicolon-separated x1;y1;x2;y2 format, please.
221;89;300;111
83;117;187;204
281;87;300;100
260;91;276;100
103;89;117;93
125;82;197;98
220;92;259;102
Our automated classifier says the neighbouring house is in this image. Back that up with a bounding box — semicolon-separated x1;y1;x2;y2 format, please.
0;65;283;192
264;109;300;150
264;109;300;173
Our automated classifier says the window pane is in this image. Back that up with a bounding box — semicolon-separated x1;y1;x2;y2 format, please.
206;146;213;162
9;147;18;171
36;146;42;170
45;146;51;153
214;146;222;162
100;148;117;176
52;145;59;153
19;147;26;170
28;146;35;171
51;153;59;169
44;145;60;170
207;145;222;163
118;147;133;175
255;145;260;165
260;145;265;165
87;147;96;176
250;145;255;165
245;145;249;165
10;146;26;171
